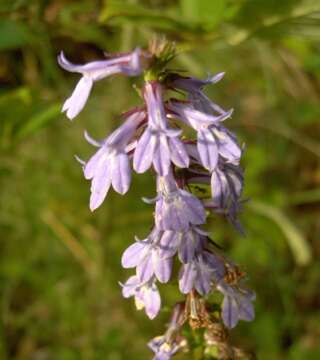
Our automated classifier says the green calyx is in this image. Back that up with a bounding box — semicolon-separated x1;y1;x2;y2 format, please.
144;37;176;82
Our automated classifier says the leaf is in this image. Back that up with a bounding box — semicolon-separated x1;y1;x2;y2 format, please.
248;200;312;266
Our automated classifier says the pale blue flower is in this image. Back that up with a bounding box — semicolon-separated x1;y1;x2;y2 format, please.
58;48;142;119
121;228;173;283
152;172;206;231
168;101;239;171
178;251;224;296
133;81;189;176
121;275;161;319
83;110;145;210
171;72;226;115
217;282;256;329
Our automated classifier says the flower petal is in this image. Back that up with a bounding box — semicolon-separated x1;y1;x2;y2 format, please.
121;275;140;298
159;231;180;258
226;166;243;199
144;81;167;129
216;128;241;162
238;298;255;322
207;72;225;84
153;255;172;283
169;137;189;168
211;169;229;208
121;241;147;268
178;231;196;264
153;134;171;176
203;252;225;282
137;255;154;283
195;263;211;295
123;47;141;76
156;197;187;231
107;111;144;148
58;51;121;73
222;295;239;329
62;76;93;120
111;152;131;194
178;263;196;294
89;164;112;211
144;284;161;319
84;130;103;147
180;190;206;225
197;128;218;171
83;147;107;180
133;129;156;173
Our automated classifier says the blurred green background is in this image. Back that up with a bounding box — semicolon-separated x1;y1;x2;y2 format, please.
0;0;320;359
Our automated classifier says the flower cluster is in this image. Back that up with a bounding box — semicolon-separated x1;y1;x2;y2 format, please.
58;42;255;359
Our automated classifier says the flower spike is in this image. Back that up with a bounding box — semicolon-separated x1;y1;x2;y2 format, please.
58;41;255;358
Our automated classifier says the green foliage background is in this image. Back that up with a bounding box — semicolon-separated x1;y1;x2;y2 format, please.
0;0;320;359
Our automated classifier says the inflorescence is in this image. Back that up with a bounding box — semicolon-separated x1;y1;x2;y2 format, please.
58;40;255;360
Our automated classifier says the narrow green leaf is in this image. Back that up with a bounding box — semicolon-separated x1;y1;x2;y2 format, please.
248;201;312;266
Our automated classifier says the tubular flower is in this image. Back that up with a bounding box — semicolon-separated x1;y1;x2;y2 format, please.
168;101;239;171
210;162;244;210
217;282;256;329
178;251;225;296
121;229;173;284
133;81;189;176
153;172;206;231
171;72;226;115
58;48;142;120
121;275;161;320
83;110;145;211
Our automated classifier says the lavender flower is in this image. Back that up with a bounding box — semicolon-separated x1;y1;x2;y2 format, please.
169;101;240;171
182;139;244;232
171;72;226;115
121;275;161;319
159;227;204;264
210;162;243;209
151;172;206;231
134;81;189;176
217;282;256;329
201;161;245;233
178;252;224;296
148;336;183;360
83;110;145;210
58;48;142;120
121;229;173;283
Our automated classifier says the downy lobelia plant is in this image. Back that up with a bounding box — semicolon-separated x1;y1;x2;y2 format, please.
58;40;255;359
